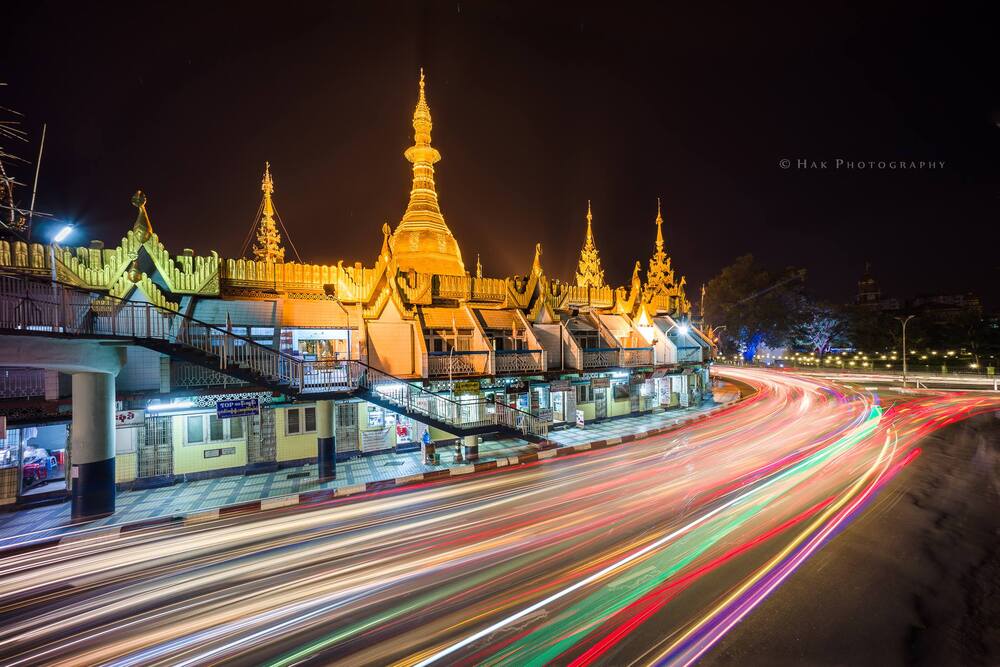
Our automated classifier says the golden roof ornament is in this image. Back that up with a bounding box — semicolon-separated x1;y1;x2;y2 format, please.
645;197;675;298
532;242;544;276
391;69;466;276
476;253;482;278
130;190;153;242
575;200;606;288
252;162;286;263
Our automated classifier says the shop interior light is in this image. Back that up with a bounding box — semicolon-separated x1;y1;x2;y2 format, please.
148;400;195;412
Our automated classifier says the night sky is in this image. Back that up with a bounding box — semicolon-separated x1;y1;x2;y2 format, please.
4;2;998;306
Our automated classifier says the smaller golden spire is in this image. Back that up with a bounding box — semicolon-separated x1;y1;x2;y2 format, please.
654;197;664;252
252;162;285;263
476;253;482;278
586;199;593;242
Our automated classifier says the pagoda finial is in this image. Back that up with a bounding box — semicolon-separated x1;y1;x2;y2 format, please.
252;162;285;263
130;190;154;242
575;201;605;288
476;253;482;278
654;197;664;252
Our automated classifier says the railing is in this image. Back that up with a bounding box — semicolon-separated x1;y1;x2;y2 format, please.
170;361;248;389
0;270;549;437
425;351;491;378
0;367;46;399
582;347;619;369
494;349;546;375
621;347;654;367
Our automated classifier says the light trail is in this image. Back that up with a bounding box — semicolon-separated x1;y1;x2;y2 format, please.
0;368;995;667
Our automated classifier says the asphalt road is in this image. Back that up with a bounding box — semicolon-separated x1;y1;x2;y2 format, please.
0;369;996;666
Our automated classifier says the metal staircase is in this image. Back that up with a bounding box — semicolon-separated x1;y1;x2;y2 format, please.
0;271;549;438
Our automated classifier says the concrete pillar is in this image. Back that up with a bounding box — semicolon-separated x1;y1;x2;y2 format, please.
70;372;116;518
462;435;479;462
316;400;336;481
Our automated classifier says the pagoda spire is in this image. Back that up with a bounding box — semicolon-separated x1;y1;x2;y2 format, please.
390;69;465;276
252;162;285;263
575;200;605;288
645;197;674;297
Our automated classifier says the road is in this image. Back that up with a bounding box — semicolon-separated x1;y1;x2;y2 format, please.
0;369;997;666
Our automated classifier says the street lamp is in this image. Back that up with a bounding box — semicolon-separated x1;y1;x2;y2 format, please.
49;223;75;282
894;315;916;386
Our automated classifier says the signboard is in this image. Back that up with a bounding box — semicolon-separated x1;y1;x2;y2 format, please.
506;380;528;394
537;408;554;423
115;409;145;428
0;415;5;440
591;377;611;389
216;398;260;419
454;380;482;396
549;379;571;392
361;428;391;452
575;409;585;428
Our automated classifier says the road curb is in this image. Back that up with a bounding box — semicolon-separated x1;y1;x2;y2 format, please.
0;380;756;556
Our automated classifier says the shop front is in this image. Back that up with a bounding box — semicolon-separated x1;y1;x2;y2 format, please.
0;422;70;501
282;328;352;360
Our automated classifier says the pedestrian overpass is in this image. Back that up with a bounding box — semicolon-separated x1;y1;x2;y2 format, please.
0;270;548;517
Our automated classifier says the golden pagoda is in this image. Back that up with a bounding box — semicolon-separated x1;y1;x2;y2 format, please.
390;70;466;276
644;198;673;296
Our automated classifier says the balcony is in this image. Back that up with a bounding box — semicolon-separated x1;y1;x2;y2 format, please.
582;347;618;369
425;351;492;378
493;349;546;375
0;368;45;399
582;347;655;370
170;362;249;389
621;347;654;367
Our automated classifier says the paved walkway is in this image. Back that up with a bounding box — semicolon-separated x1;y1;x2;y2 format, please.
0;393;736;547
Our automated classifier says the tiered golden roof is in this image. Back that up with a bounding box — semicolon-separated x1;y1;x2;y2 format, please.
391;70;466;276
253;162;285;263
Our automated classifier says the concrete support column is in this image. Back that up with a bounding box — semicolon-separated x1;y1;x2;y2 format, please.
462;435;479;462
70;372;116;519
316;400;336;481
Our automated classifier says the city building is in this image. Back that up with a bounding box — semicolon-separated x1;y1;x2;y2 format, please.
0;72;711;510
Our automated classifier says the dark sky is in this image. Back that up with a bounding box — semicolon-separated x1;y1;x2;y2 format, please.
3;1;998;306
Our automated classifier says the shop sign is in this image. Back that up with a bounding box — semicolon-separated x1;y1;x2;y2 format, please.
216;398;260;419
537;408;554;423
592;377;611;389
0;415;5;439
506;380;528;394
115;409;145;428
549;379;571;392
630;372;647;384
454;380;482;396
361;428;391;452
575;409;586;428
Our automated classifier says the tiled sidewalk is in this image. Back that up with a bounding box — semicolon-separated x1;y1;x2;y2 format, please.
0;394;735;547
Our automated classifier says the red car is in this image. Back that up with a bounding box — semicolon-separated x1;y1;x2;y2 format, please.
22;462;48;487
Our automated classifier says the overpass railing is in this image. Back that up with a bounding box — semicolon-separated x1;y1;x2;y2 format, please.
0;271;549;437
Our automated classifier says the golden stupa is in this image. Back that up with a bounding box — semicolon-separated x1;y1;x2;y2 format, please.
390;70;466;276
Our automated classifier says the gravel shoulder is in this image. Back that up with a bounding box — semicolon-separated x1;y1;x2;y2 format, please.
704;408;1000;667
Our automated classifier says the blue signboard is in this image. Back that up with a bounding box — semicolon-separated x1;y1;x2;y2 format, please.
216;398;260;419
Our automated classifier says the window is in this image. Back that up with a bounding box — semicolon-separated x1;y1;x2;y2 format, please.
186;415;204;443
286;406;318;435
209;415;224;441
575;384;593;403
185;414;245;445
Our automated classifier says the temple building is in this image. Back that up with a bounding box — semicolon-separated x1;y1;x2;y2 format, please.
0;73;711;505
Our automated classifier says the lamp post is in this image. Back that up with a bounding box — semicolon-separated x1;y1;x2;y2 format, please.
895;315;916;386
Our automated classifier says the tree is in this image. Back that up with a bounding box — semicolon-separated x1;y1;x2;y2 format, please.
793;303;849;355
704;254;807;360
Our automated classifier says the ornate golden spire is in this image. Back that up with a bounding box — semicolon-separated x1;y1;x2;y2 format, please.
476;253;482;278
252;162;285;263
391;69;466;276
575;200;605;288
654;197;664;252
